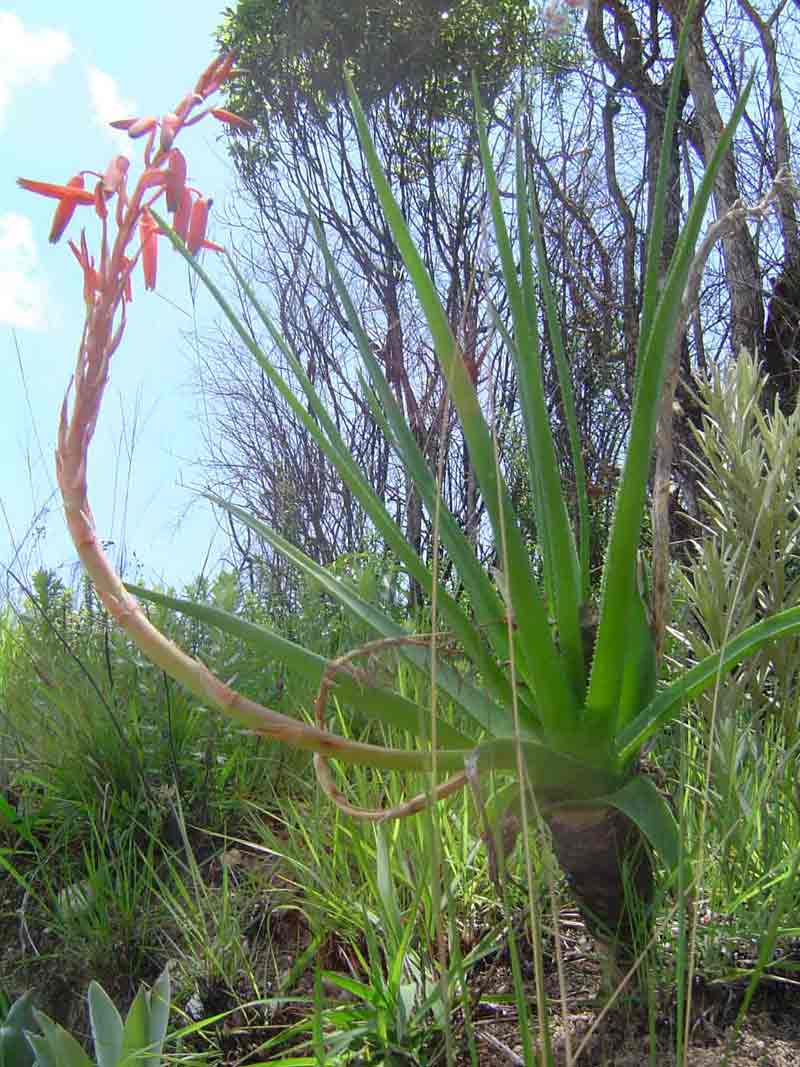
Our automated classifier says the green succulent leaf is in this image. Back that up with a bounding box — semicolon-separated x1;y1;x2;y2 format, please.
303;206;521;709
146;970;170;1065
184;227;517;715
88;981;123;1067
588;6;753;724
345;72;580;739
23;1034;56;1067
617;604;800;763
126;583;470;748
29;1012;92;1067
156;206;536;726
476;94;583;697
474;738;620;803
602;774;680;873
526;178;591;600
206;494;522;741
0;993;37;1067
121;988;148;1065
615;587;657;731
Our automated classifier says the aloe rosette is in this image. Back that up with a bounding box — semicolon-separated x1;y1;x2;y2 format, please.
23;36;800;957
23;969;170;1067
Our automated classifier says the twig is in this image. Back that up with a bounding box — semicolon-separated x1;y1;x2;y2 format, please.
681;170;799;328
480;1029;526;1066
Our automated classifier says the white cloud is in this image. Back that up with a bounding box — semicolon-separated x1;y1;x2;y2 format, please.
86;66;136;150
0;11;72;130
0;213;48;330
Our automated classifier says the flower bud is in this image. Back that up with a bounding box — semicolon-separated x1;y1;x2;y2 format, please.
102;155;129;195
140;209;159;290
210;108;255;132
159;113;182;154
187;196;212;254
173;187;193;241
110;116;157;138
195;50;237;98
165;148;187;213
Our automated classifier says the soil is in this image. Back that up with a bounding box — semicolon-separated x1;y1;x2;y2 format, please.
448;903;800;1066
455;960;800;1066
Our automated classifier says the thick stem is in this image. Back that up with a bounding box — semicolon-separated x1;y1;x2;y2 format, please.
546;805;654;957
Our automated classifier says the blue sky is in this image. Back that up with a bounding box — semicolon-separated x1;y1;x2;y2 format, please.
1;3;237;597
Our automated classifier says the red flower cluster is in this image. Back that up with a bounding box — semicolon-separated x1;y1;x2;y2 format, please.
17;50;251;297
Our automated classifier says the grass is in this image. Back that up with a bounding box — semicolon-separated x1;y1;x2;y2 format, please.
2;360;800;1064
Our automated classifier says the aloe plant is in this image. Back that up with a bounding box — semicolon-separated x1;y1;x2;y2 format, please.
20;31;800;967
24;969;170;1067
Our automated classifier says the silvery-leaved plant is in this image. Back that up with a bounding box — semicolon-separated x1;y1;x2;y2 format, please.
22;970;170;1067
21;28;800;961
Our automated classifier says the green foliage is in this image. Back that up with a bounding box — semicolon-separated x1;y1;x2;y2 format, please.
20;9;800;1049
272;853;447;1065
0;568;297;823
0;566;320;1008
25;969;170;1067
218;0;537;131
680;349;800;745
665;350;800;908
5;558;800;1058
139;26;788;923
241;770;515;1065
0;992;37;1067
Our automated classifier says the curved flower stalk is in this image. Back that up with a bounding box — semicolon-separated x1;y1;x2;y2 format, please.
25;34;800;959
19;55;466;779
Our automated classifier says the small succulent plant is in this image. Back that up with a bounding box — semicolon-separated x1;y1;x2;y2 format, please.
24;969;170;1067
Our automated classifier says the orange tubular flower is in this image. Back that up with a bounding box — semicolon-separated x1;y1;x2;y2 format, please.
111;116;158;138
18;51;237;332
94;180;108;220
210;108;255;132
173;186;193;241
165;148;187;213
193;54;220;96
17;175;96;244
140;209;160;290
103;155;129;196
186;196;211;254
174;92;197;120
195;49;236;98
16;176;95;202
159;112;182;154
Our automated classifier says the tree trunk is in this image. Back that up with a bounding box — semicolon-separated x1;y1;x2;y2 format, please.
671;0;764;359
546;804;654;958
